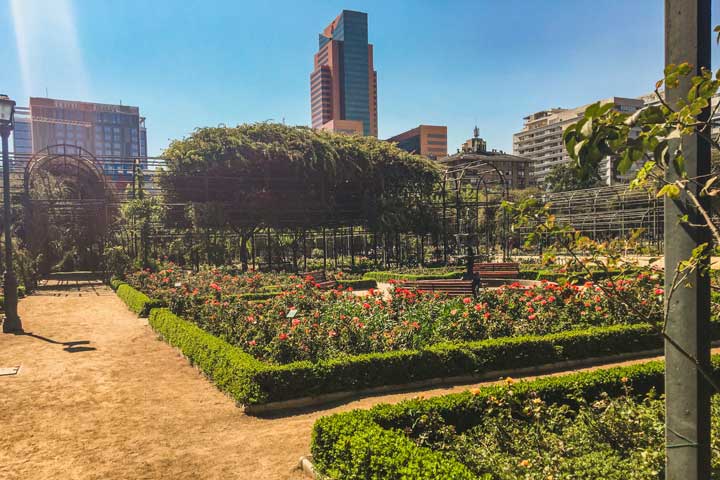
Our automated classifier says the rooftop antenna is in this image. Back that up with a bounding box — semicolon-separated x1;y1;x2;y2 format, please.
473;125;479;139
45;87;49;97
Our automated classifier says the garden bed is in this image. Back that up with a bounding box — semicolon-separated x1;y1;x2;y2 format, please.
110;267;690;409
310;356;720;479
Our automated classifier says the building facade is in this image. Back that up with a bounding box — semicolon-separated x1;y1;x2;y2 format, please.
439;129;534;190
513;97;644;187
18;97;147;183
311;10;378;137
387;125;447;159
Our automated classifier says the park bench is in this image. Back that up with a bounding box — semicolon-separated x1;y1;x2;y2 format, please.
402;279;476;297
300;270;336;289
472;262;520;280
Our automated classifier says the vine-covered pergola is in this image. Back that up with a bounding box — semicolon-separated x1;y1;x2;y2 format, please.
1;125;666;272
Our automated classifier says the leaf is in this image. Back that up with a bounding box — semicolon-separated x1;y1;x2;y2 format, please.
656;183;681;199
656;79;664;90
672;152;685;177
580;118;593;137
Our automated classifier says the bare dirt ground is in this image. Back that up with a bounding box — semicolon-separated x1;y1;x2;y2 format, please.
0;273;689;480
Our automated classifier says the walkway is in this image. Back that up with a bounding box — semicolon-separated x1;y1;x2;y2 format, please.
0;274;679;479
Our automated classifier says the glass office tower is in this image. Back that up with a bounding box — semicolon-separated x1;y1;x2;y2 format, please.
311;10;378;136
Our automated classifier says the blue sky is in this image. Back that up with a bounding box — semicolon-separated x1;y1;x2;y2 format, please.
2;0;719;156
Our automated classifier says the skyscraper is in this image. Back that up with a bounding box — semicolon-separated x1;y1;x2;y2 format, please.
311;10;378;137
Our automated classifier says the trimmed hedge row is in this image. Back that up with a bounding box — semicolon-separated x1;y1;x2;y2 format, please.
109;278;127;291
311;355;720;479
363;270;465;282
234;291;281;301
149;308;265;401
116;284;163;316
337;278;378;290
141;305;667;406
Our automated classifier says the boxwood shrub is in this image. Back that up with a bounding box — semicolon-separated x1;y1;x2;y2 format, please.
311;356;720;479
337;278;378;290
142;305;673;406
109;277;127;291
363;270;465;282
116;283;163;316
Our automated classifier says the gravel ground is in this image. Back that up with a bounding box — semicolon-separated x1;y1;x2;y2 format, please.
0;273;686;480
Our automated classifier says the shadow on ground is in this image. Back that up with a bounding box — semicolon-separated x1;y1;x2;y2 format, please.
16;331;96;353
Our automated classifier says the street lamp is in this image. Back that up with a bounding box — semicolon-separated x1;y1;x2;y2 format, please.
0;94;21;333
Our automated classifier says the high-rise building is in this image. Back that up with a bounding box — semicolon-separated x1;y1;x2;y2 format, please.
387;125;447;159
12;106;33;156
513;97;643;186
18;97;147;182
311;10;378;137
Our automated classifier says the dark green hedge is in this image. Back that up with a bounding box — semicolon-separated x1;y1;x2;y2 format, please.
149;308;265;401
311;356;720;479
116;284;163;316
337;278;378;290
143;306;666;406
109;278;127;291
363;270;465;282
235;291;281;301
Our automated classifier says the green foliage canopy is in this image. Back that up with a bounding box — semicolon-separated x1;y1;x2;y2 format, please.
160;123;442;234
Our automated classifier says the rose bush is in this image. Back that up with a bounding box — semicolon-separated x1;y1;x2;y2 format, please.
126;263;663;364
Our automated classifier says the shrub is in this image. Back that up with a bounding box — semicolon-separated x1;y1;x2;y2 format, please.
140;307;668;406
110;277;127;291
311;357;720;479
363;270;464;282
336;278;378;290
116;284;163;316
149;308;265;403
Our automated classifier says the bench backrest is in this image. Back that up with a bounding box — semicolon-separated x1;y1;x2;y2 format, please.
472;262;520;272
301;271;328;282
402;279;475;297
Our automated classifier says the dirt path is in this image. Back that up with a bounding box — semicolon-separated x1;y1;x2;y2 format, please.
0;274;687;479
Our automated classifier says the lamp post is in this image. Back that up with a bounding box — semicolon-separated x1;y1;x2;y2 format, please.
0;94;21;333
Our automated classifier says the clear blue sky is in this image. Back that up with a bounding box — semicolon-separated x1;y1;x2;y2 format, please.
2;0;719;156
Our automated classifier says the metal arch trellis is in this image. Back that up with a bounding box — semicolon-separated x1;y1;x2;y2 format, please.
437;157;511;263
2;149;667;270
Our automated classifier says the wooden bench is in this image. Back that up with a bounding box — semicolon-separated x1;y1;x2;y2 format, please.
300;271;336;289
472;262;520;279
402;279;476;297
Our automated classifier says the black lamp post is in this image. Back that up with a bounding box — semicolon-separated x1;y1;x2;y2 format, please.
0;94;21;333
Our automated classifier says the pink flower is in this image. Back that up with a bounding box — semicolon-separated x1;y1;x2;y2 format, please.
528;314;537;320
210;282;222;292
278;333;289;341
474;303;483;312
654;288;664;296
463;297;472;304
483;312;491;320
362;302;371;309
328;330;337;338
248;340;257;346
450;309;458;316
291;318;301;327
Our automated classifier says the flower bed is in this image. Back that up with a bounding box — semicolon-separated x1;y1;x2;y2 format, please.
126;263;664;365
311;357;720;479
111;265;683;407
148;307;665;406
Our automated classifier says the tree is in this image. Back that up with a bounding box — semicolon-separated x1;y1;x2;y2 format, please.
159;123;441;270
544;161;601;192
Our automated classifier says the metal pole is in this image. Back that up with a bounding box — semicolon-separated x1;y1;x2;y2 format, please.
664;1;711;478
1;128;20;332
